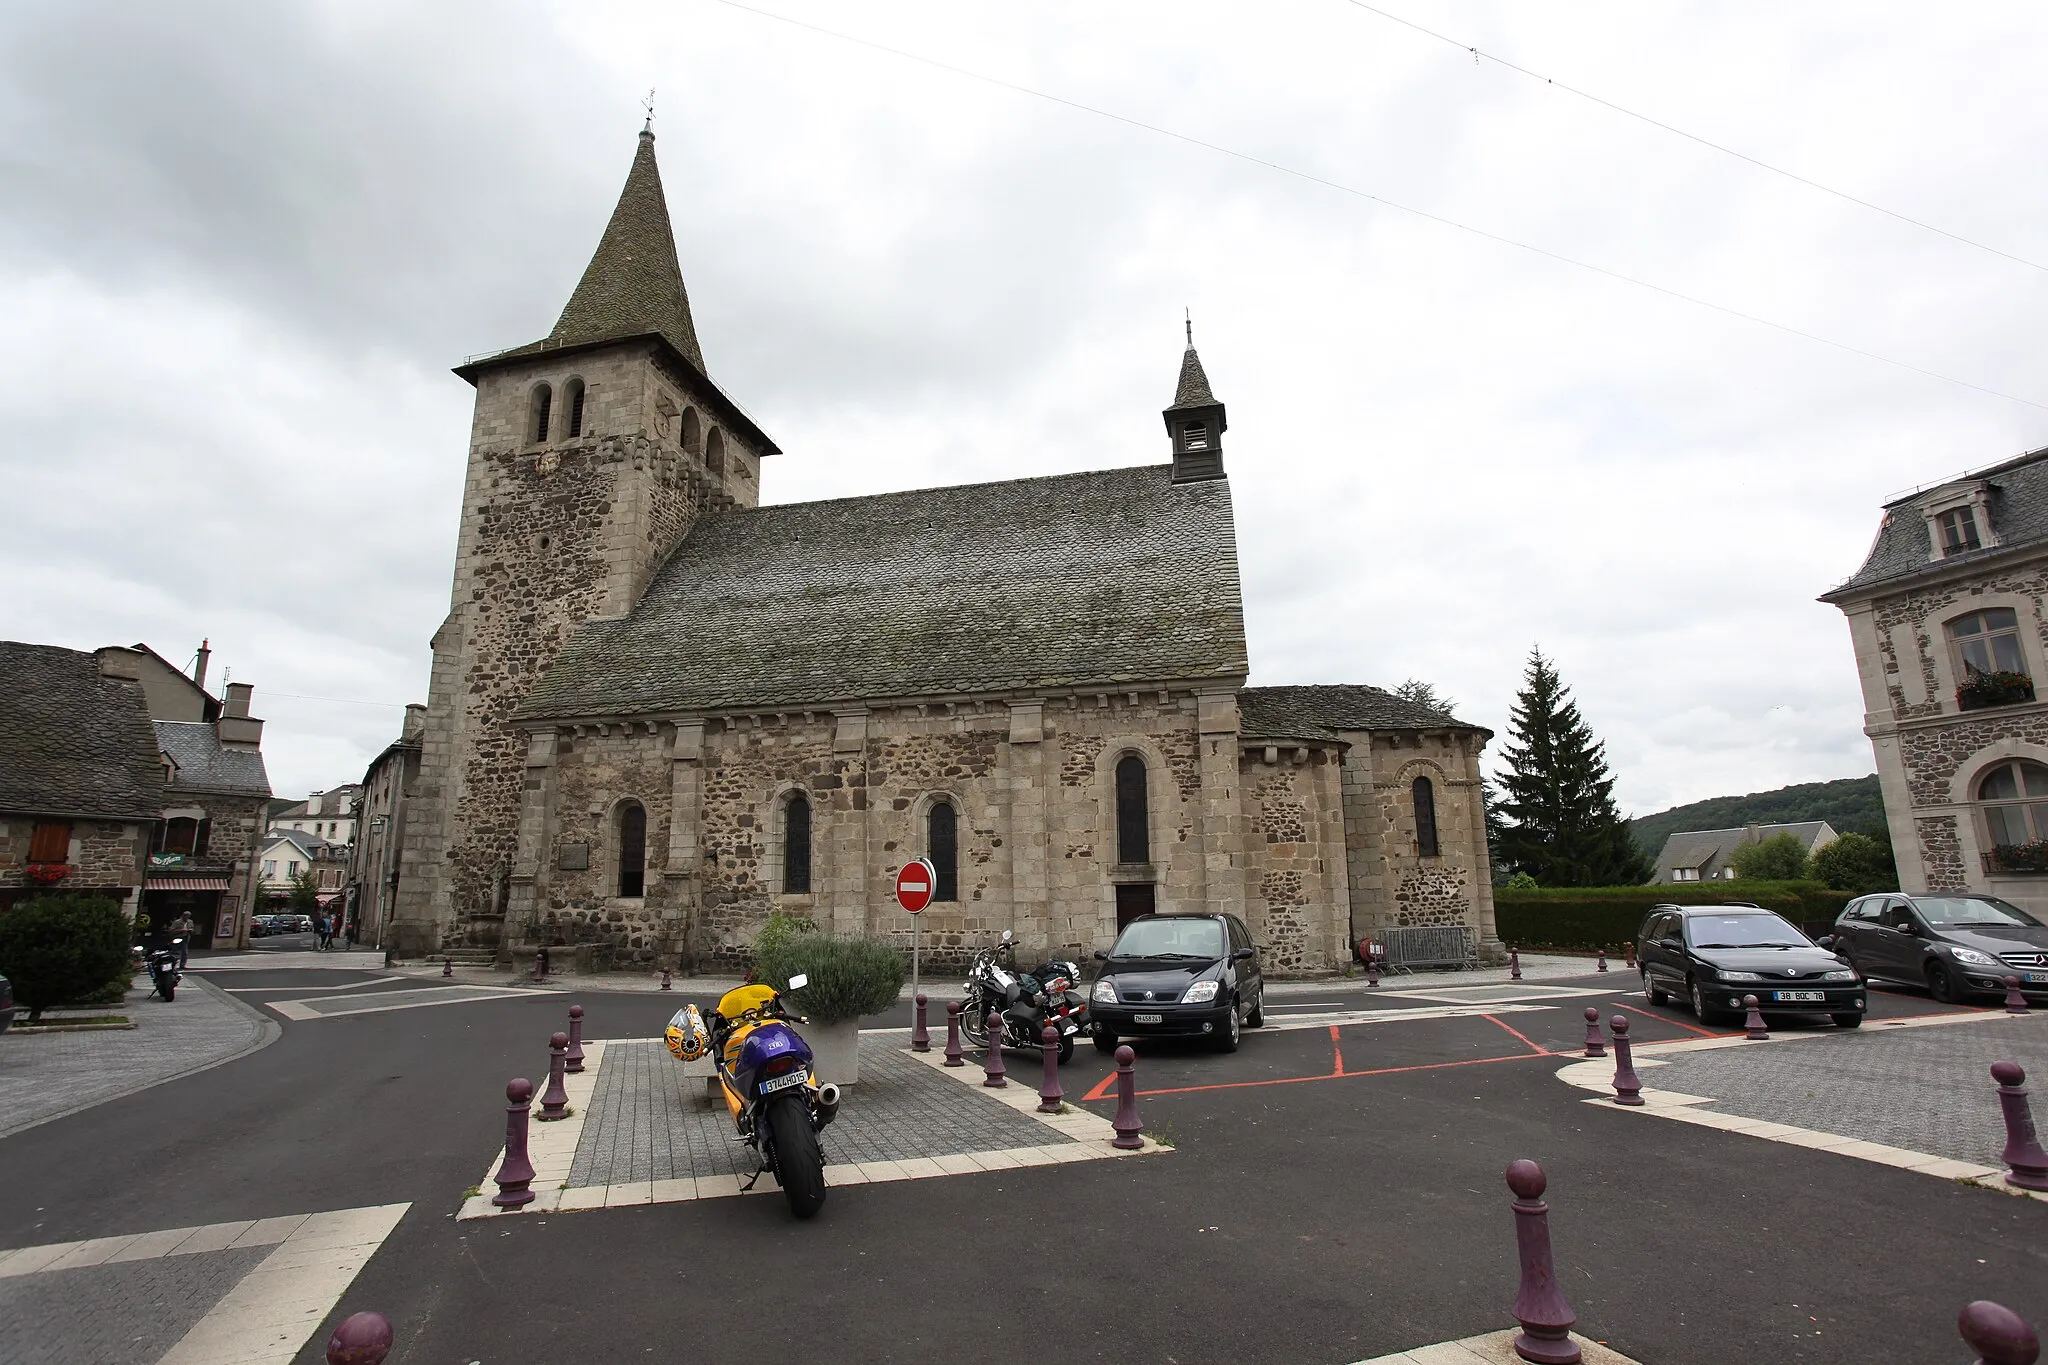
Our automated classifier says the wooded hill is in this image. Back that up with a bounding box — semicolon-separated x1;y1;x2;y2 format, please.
1629;775;1886;860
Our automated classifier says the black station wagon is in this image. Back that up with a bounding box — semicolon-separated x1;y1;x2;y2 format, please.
1638;904;1865;1028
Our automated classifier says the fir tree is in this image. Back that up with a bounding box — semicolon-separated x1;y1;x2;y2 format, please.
1496;647;1651;886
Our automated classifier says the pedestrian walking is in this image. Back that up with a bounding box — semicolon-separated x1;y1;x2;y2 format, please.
343;915;358;950
316;913;333;951
171;911;196;968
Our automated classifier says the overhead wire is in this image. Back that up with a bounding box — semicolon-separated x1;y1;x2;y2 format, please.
701;0;2047;413
1335;0;2048;276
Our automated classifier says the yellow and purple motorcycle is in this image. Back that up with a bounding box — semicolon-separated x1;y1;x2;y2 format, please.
665;974;839;1219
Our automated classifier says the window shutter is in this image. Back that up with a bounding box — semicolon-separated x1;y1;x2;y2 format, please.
29;821;72;863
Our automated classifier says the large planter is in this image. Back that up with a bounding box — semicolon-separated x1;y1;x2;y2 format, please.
800;1018;863;1085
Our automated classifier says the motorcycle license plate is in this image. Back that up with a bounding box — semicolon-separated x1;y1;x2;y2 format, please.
1770;990;1825;1003
759;1070;808;1094
1133;1013;1163;1025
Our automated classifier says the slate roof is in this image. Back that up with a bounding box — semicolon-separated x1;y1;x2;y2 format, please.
0;642;167;820
1823;445;2048;599
1170;346;1217;408
156;721;271;798
1238;684;1489;743
271;785;362;821
516;463;1248;719
1655;821;1837;881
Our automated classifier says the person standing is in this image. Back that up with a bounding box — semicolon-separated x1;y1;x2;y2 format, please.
171;911;197;968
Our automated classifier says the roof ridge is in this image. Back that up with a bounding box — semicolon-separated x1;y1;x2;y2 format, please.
720;462;1181;520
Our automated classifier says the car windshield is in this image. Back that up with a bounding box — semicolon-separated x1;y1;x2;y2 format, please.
1913;896;2042;928
1685;913;1809;949
1111;918;1226;960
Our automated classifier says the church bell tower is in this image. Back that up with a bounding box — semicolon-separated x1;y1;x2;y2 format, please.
1164;324;1226;483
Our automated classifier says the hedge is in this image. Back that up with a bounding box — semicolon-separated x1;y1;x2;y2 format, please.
1495;881;1855;952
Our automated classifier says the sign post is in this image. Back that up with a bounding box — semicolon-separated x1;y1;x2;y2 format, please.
895;858;935;1005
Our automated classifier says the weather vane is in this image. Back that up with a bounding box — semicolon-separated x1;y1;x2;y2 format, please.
1185;308;1193;347
642;88;656;132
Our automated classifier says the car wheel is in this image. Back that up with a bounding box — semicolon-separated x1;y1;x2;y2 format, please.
1830;1013;1863;1029
1689;978;1726;1025
1245;994;1265;1028
1927;961;1968;1004
1212;1001;1242;1053
1642;970;1668;1005
1092;1024;1119;1055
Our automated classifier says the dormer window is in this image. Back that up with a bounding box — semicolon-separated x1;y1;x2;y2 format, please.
1182;422;1209;451
1940;506;1982;556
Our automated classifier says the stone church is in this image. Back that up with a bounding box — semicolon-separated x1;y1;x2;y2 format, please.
388;129;1500;975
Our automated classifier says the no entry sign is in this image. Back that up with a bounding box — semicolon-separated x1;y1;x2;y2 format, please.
895;859;935;914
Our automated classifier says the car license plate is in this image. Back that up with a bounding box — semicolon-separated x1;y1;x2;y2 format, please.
759;1070;807;1094
1771;990;1826;1003
1133;1013;1163;1025
2025;972;2048;984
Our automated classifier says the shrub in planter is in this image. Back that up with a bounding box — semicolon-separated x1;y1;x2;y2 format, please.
0;895;134;1023
753;933;904;1085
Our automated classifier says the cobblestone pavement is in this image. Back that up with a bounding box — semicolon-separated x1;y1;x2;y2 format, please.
568;1036;1062;1186
1645;1015;2048;1166
0;1246;271;1365
0;978;276;1141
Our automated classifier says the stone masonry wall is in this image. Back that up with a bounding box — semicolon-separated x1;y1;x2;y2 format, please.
0;815;150;908
1240;754;1347;973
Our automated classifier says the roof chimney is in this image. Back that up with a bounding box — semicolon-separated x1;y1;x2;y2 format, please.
307;791;323;816
95;646;143;681
218;683;264;751
193;639;210;689
402;703;427;742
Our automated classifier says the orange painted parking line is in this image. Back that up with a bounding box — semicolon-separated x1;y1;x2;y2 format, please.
1482;1012;1554;1056
1329;1023;1346;1076
1614;1001;1728;1039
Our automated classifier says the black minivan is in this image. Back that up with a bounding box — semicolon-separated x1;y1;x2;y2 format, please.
1088;913;1265;1054
1638;903;1865;1027
1823;892;2048;1004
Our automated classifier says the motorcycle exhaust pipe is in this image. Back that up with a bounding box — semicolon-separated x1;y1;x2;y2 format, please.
815;1082;842;1129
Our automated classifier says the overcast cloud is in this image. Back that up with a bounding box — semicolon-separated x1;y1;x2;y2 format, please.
4;0;2044;815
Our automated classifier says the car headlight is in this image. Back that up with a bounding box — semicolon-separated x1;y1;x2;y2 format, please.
1820;969;1858;982
1091;978;1118;1004
1182;980;1220;1004
1717;969;1764;982
1948;946;2000;967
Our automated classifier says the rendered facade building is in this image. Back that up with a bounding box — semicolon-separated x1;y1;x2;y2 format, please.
389;129;1500;973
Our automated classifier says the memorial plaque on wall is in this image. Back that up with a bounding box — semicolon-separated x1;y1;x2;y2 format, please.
557;842;590;871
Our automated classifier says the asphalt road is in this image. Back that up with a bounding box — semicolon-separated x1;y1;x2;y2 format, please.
3;969;2041;1364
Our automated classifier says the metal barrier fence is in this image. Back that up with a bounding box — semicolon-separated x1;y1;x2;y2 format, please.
1381;925;1479;972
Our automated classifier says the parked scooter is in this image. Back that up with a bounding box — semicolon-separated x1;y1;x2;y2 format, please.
664;974;839;1219
145;938;183;1002
961;930;1084;1064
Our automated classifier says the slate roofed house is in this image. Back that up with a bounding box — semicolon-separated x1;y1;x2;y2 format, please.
0;643;167;914
388;127;1506;977
1655;821;1839;884
1823;443;2048;917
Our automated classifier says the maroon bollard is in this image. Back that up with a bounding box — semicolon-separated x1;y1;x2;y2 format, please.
944;1000;965;1066
1595;948;1608;973
1609;1014;1643;1106
660;966;672;991
982;1010;1007;1087
2006;975;2031;1016
1582;1007;1606;1058
1742;994;1770;1040
1622;940;1635;968
1504;1159;1581;1364
531;946;549;983
491;1078;537;1208
912;992;931;1053
326;1310;395;1365
1991;1060;2048;1193
442;956;453;979
1038;1024;1064;1113
536;1032;570;1120
1366;950;1381;989
1111;1044;1145;1149
565;1004;586;1074
1510;948;1522;982
1959;1300;2041;1365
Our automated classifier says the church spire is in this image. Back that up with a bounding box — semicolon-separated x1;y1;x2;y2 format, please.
546;128;706;373
1162;320;1226;483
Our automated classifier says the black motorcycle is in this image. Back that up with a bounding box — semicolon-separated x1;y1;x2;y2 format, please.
960;930;1085;1064
145;938;183;1002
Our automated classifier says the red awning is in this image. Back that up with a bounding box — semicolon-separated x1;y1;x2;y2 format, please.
146;876;231;891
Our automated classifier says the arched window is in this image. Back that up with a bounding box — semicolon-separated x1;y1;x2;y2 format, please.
617;801;646;897
681;407;702;454
705;427;725;475
927;801;958;902
1979;760;2048;848
1412;776;1440;858
563;378;586;438
1115;755;1149;864
783;793;812;895
530;384;553;444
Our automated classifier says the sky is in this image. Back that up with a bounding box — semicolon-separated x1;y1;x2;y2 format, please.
3;0;2045;816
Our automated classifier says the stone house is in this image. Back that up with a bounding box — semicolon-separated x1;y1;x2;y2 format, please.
269;785;363;847
348;705;426;948
130;642;272;947
1652;821;1839;884
388;129;1500;974
1823;444;2048;916
0;643;166;915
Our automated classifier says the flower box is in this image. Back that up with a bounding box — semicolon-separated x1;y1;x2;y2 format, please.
24;863;71;884
1987;842;2048;874
1958;671;2035;711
